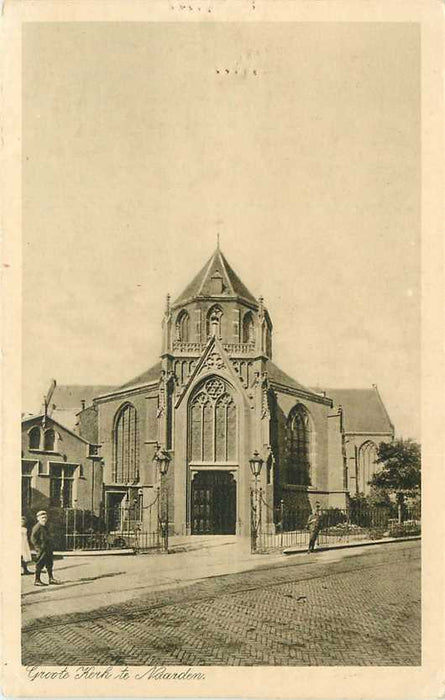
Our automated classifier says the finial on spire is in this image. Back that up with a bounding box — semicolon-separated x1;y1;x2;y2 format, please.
216;232;220;250
258;295;264;315
165;293;171;315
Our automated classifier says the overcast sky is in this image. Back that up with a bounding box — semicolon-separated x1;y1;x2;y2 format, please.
22;21;420;439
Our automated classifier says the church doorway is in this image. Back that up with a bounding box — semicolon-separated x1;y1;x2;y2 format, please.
191;471;236;535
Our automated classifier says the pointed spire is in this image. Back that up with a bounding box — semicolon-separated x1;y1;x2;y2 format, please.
172;246;257;307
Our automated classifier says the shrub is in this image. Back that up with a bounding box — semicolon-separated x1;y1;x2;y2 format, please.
320;508;348;529
388;522;421;538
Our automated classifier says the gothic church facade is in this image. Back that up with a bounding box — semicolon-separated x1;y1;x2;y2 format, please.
80;247;393;537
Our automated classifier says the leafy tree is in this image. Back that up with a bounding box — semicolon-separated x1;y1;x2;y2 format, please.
369;439;421;521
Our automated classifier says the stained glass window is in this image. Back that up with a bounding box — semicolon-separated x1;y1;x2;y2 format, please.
285;405;313;485
113;404;139;484
189;378;237;463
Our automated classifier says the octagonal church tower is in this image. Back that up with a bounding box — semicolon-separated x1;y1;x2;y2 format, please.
94;244;340;539
160;243;274;536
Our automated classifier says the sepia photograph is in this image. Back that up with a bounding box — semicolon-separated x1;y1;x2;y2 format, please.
2;1;444;697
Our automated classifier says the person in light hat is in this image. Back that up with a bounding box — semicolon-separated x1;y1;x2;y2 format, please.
30;510;60;586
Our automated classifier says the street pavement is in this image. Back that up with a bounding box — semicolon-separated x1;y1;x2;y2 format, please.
22;539;420;666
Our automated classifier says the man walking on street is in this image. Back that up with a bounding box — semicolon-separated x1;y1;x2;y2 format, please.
307;502;322;553
31;511;60;586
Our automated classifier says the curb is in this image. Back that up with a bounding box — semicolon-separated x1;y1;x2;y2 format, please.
282;535;421;556
52;549;136;557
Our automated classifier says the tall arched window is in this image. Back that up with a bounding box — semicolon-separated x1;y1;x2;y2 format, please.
358;441;378;494
242;311;254;344
284;405;314;485
189;377;237;463
43;428;56;451
206;305;223;339
113;403;139;484
28;427;41;450
176;310;190;342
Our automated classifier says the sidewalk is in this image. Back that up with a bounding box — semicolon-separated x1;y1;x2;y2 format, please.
21;535;418;629
22;536;280;627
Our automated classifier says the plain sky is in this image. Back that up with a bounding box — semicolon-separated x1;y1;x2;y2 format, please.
22;21;420;439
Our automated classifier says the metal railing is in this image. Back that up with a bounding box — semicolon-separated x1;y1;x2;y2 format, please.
251;494;421;554
62;490;165;552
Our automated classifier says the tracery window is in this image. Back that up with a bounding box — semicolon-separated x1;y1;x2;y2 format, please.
284;405;313;485
189;377;237;463
358;441;378;494
113;403;139;483
176;310;190;342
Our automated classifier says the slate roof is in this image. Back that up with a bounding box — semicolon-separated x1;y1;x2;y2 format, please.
320;387;394;434
50;385;115;409
267;361;323;398
117;361;162;391
172;247;257;307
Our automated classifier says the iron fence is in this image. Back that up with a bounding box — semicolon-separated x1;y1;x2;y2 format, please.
251;492;421;554
62;489;164;552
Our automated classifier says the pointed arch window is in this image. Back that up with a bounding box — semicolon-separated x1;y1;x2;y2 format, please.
358;441;378;494
206;305;223;339
285;405;314;485
28;426;41;450
113;403;139;484
242;311;255;344
189;377;237;463
176;310;190;342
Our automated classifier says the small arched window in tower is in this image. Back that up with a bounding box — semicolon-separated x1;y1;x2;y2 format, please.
29;426;41;450
176;310;190;343
206;305;223;339
113;403;139;484
285;405;314;485
242;311;255;344
43;428;56;452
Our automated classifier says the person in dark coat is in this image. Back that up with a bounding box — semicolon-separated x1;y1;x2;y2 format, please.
307;502;322;553
30;511;60;586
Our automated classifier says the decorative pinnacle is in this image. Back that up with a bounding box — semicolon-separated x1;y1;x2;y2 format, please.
258;295;264;314
165;293;171;314
216;232;220;249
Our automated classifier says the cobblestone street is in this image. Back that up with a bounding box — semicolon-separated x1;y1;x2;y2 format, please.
22;540;420;666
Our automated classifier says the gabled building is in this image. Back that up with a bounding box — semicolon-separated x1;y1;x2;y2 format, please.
83;245;393;538
21;414;103;518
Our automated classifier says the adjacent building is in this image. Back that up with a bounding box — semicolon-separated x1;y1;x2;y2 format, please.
21;414;103;518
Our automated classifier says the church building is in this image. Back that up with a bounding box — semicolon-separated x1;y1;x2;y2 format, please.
78;246;394;538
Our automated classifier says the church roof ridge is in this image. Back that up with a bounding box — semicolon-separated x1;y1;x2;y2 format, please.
172;246;257;308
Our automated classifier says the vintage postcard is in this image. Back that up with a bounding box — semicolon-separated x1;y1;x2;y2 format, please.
1;0;444;698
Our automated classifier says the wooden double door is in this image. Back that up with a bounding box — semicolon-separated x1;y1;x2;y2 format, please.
191;470;236;535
